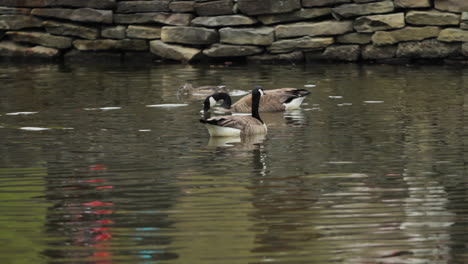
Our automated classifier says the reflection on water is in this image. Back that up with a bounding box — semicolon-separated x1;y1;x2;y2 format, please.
0;62;467;264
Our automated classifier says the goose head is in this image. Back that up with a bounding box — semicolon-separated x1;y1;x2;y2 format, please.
202;92;232;112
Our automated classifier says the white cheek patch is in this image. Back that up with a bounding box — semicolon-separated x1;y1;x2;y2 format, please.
209;96;217;107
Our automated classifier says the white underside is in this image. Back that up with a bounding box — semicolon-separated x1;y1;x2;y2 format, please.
204;124;241;137
284;97;305;111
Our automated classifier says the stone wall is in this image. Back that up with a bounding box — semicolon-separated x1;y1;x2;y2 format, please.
0;0;467;64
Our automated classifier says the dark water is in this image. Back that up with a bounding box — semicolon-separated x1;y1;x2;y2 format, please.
0;62;467;264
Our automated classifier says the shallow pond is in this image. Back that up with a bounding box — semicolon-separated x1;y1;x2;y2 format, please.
0;62;467;264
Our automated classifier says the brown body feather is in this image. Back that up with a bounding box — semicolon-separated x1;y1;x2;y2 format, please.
231;88;309;112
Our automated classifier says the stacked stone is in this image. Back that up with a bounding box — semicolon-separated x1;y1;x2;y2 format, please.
0;0;466;63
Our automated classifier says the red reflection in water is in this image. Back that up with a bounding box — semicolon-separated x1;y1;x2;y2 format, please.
96;186;113;189
91;227;110;233
84;179;107;183
94;232;112;242
96;220;114;225
82;201;114;206
89;164;107;171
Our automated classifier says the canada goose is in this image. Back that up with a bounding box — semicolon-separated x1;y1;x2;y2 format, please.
203;87;310;113
178;83;228;96
200;87;267;137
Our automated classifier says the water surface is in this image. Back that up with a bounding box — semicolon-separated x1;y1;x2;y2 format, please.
0;62;467;264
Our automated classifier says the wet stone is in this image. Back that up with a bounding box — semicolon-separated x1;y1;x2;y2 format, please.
31;8;113;24
116;1;171;14
275;20;353;39
219;27;274;46
73;39;148;51
126;25;161;39
353;13;405;33
0;15;42;30
114;12;193;26
336;32;372;44
268;36;334;53
361;44;397;59
394;0;431;8
247;51;304;63
0;7;30;14
169;1;195;13
44;21;99;40
101;26;127;39
6;31;72;49
149;39;202;62
191;15;257;28
238;0;301;15
161;26;218;45
438;28;468;43
372;26;441;46
302;0;351;7
0;40;59;58
203;43;263;57
406;10;461;26
322;44;360;61
332;1;394;18
397;38;461;58
258;8;331;25
194;0;234;16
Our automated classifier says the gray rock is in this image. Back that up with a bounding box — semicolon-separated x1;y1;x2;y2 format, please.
114;12;193;26
372;26;441;45
434;0;468;13
438;28;468;42
220;27;274;45
238;0;301;15
397;38;460;58
31;8;113;24
44;20;99;40
0;7;30;14
194;0;234;16
0;40;59;58
406;10;460;26
394;0;430;8
0;0;115;9
361;44;396;59
116;1;170;14
191;15;257;27
354;13;405;33
161;26;218;45
268;36;334;53
275;20;353;39
203;43;263;57
127;25;161;39
258;8;331;25
6;31;72;49
336;32;372;44
332;1;394;18
461;22;468;30
101;26;126;39
169;1;195;13
73;39;148;51
247;51;304;63
322;45;360;61
302;0;351;7
463;42;468;56
149;40;202;62
0;15;42;30
462;12;468;21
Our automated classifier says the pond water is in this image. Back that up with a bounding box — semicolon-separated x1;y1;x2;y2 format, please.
0;62;467;264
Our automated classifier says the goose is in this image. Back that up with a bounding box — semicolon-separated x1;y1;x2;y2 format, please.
200;87;267;137
203;87;310;113
178;83;228;96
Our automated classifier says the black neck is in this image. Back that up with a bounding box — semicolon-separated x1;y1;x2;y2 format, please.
251;91;263;123
213;93;232;109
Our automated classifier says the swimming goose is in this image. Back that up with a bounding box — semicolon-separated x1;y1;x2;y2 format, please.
200;87;267;137
203;87;310;113
179;83;228;96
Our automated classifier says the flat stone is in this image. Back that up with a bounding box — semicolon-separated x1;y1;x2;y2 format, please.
336;32;372;44
394;0;430;8
6;31;72;49
31;8;113;24
461;22;468;30
116;1;170;14
194;0;234;16
149;40;202;62
64;49;122;63
302;0;351;7
127;25;161;39
258;8;331;25
397;38;460;58
0;15;42;30
191;15;257;27
406;10;461;26
161;26;218;45
43;20;98;40
73;39;148;51
275;20;353;39
219;27;274;45
354;13;405;33
0;0;115;9
169;1;195;13
361;44;396;59
462;12;468;21
332;1;394;18
0;40;59;58
247;51;304;63
203;43;263;57
372;26;441;45
238;0;301;15
0;7;30;14
268;36;334;53
438;28;468;42
434;0;468;13
101;26;126;39
322;45;360;61
114;12;193;26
